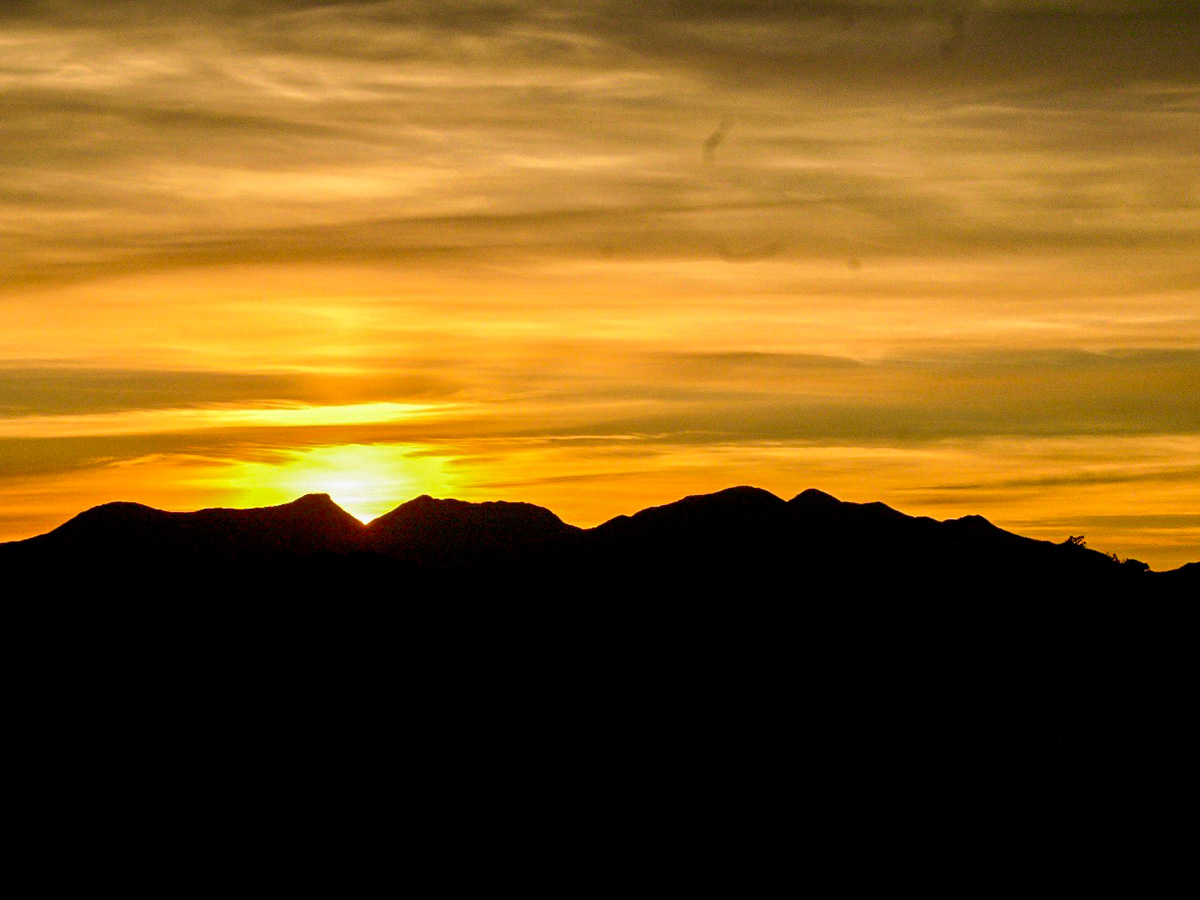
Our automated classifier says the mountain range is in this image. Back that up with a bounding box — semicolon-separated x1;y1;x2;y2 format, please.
6;484;1195;846
3;485;1194;594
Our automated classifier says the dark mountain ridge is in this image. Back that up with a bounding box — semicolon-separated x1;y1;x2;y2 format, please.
6;484;1195;846
364;494;582;568
2;485;1191;592
6;492;364;561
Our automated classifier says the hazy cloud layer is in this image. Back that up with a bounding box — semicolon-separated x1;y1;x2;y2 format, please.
3;0;1196;285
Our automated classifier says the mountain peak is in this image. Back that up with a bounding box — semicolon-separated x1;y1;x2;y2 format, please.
710;485;783;502
655;485;785;510
790;488;841;506
280;493;363;530
370;494;573;531
365;494;578;566
596;485;787;536
78;500;160;516
288;492;342;510
54;500;166;533
949;513;998;530
3;485;1193;580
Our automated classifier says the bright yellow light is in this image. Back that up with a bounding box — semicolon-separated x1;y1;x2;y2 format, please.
222;443;456;522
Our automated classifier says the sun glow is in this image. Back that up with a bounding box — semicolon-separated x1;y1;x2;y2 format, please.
224;443;457;522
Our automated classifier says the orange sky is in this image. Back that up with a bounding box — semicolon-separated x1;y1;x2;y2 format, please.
2;2;1198;568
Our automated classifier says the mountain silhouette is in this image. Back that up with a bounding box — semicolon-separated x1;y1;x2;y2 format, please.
5;485;1195;848
2;485;1191;593
364;494;582;568
3;492;364;562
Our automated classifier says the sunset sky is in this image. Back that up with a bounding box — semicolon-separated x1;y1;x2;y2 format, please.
2;1;1198;567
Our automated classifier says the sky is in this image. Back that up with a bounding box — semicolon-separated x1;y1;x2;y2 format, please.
1;0;1198;568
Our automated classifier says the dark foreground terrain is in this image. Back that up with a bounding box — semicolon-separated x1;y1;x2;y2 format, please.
4;487;1195;859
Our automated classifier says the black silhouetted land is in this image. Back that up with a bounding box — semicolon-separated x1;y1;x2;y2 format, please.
3;485;1193;590
4;486;1195;848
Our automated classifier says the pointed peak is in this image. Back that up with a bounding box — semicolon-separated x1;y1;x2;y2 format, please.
290;492;339;507
944;513;1002;533
192;493;351;517
291;493;352;513
790;488;840;505
955;513;994;526
281;493;363;528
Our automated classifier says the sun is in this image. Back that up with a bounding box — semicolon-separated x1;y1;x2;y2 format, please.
225;443;455;522
309;471;393;523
